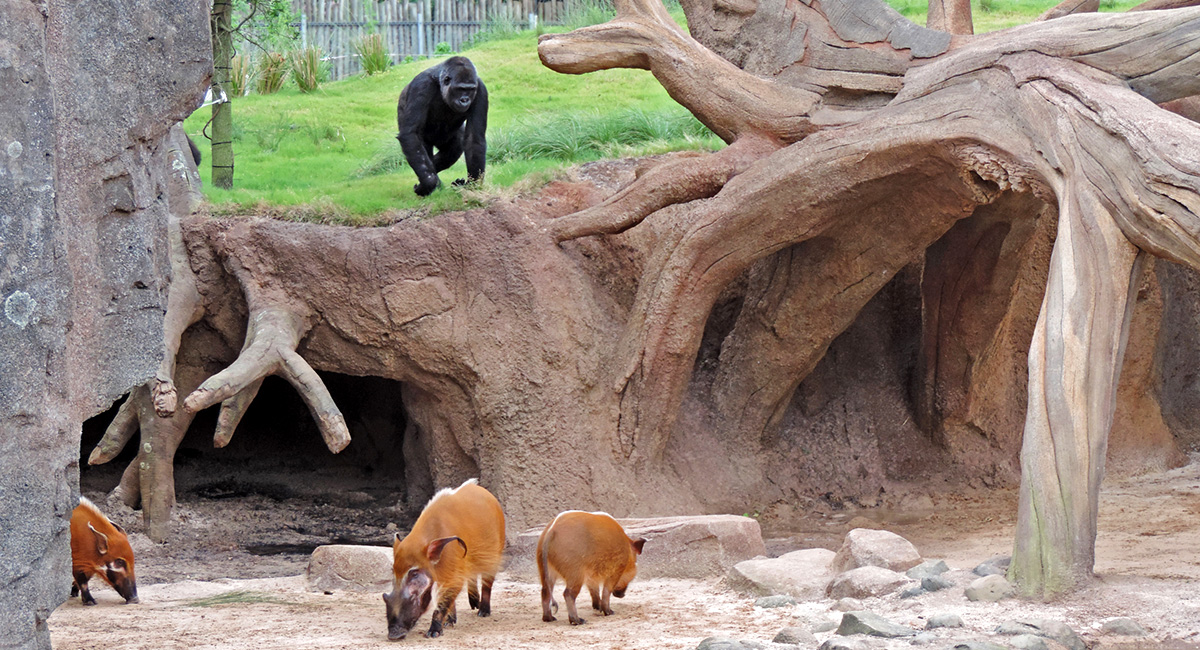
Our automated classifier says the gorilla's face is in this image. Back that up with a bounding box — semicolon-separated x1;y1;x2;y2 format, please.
440;60;478;114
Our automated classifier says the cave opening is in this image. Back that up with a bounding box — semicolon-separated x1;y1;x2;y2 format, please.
79;372;427;571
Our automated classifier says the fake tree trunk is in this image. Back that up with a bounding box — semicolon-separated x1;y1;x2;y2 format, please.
91;0;1200;597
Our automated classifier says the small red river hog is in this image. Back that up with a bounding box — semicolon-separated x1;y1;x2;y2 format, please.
69;497;138;605
537;510;646;625
383;478;505;641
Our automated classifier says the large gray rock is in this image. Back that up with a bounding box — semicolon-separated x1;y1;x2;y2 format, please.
965;574;1015;602
306;545;394;592
996;619;1085;650
730;548;837;599
0;2;209;648
826;566;914;599
836;611;917;638
906;560;950;580
1101;618;1148;637
831;529;923;573
506;515;766;580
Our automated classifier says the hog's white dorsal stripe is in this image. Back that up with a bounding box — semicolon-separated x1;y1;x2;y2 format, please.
424;477;480;509
77;497;110;524
546;510;615;534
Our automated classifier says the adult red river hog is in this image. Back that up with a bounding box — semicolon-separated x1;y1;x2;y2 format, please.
383;478;505;640
69;497;138;605
537;510;646;625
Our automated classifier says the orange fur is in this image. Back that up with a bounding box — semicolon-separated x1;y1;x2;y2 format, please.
536;511;645;625
386;479;505;638
69;498;138;604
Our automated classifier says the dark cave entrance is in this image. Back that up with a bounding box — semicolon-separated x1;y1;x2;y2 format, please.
80;372;429;565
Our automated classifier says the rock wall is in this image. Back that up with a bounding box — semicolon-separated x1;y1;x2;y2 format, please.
0;1;209;647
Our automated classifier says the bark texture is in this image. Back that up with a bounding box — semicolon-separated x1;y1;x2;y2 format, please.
86;0;1200;604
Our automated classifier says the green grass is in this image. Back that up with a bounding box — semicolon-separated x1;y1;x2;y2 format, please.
186;0;1145;222
185;24;713;223
183;590;288;607
887;0;1144;32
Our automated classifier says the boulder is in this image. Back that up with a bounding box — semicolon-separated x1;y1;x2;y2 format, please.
906;559;950;580
831;529;922;573
965;574;1015;602
927;613;964;629
972;555;1011;577
827;566;914;599
730;548;837;599
773;627;817;645
1101;618;1148;637
306;545;394;593
756;595;798;608
506;514;766;580
836;611;917;638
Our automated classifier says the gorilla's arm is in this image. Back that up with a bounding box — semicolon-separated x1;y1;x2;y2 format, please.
397;71;441;196
463;81;488;183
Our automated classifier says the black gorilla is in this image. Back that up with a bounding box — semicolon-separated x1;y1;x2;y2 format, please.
396;56;488;196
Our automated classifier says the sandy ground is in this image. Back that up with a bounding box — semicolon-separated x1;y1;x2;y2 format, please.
49;458;1200;649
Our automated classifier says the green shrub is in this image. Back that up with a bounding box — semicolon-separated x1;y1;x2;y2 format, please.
255;52;288;94
434;41;454;55
289;46;328;93
470;17;522;46
353;33;391;75
229;54;254;97
563;0;615;29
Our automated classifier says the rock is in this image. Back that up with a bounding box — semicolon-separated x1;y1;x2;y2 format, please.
834;597;865;612
972;555;1011;577
921;575;953;592
731;548;837;599
1101;618;1148;636
756;595;797;608
827;566;915;599
306;545;394;592
906;560;950;580
911;632;937;645
965;574;1015;602
0;0;209;645
836;611;917;638
697;639;796;650
506;515;766;580
819;638;871;650
927;614;964;629
899;585;926;599
996;619;1085;650
831;529;923;573
1010;635;1049;650
774;627;817;645
810;618;840;633
953;643;1009;650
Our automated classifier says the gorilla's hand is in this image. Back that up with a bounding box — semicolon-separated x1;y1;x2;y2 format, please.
415;176;440;197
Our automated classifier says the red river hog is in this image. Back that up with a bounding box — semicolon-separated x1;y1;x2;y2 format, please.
70;497;138;605
537;510;646;625
383;478;505;640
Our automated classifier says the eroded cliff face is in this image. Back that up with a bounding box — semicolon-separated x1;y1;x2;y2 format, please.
0;1;209;646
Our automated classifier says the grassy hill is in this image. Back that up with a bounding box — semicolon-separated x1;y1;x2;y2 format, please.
184;0;1143;223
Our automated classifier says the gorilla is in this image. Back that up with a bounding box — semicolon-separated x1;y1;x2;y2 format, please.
396;56;488;196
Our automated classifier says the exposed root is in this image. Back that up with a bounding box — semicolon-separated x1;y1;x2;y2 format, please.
548;136;780;242
184;307;351;454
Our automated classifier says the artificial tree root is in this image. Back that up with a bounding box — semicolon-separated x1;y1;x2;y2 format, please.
549;136;780;242
184;307;351;453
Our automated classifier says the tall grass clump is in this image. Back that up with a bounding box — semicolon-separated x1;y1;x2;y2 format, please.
469;17;523;45
353;33;391;75
563;0;615;29
255;52;288;94
289;46;328;93
488;108;718;163
228;54;255;97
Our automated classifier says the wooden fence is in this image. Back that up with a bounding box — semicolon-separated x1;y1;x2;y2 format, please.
292;0;576;80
